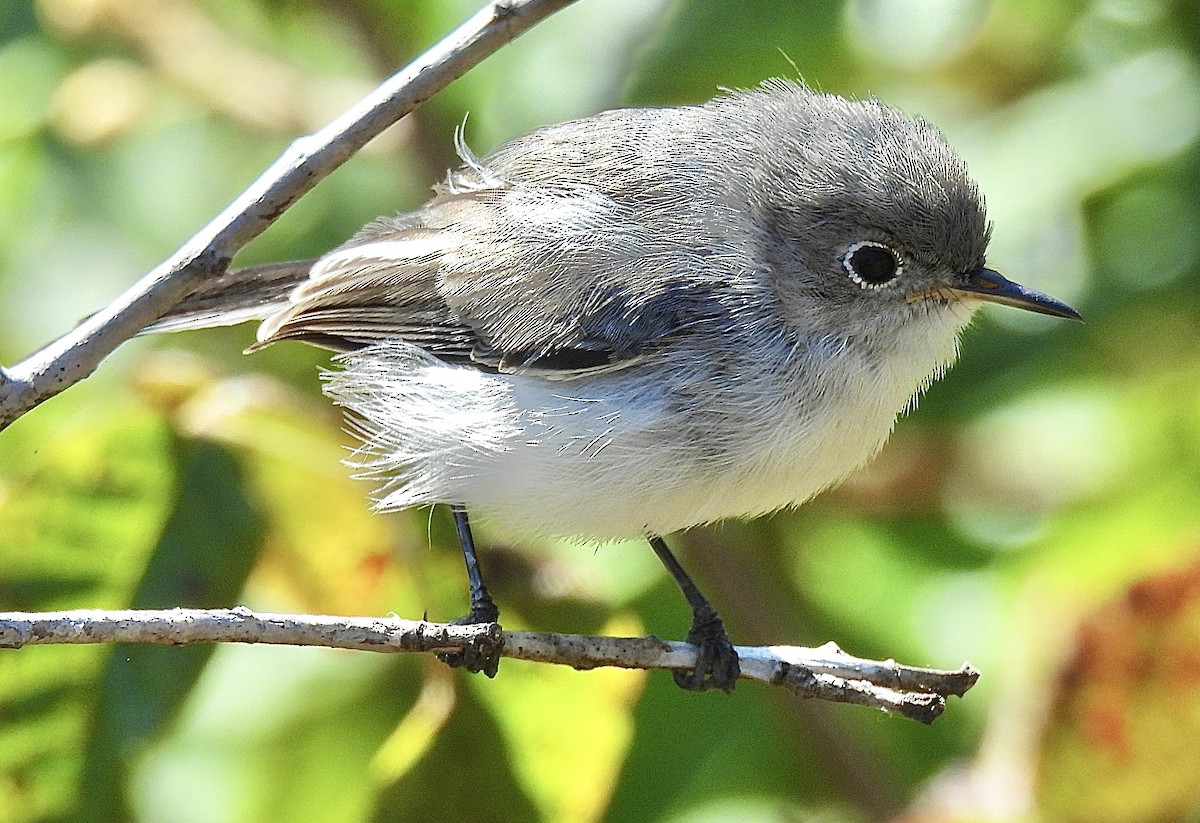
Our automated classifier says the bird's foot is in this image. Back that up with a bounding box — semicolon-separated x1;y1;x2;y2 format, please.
436;598;503;678
674;604;740;693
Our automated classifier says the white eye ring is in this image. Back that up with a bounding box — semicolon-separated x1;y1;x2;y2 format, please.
842;240;903;290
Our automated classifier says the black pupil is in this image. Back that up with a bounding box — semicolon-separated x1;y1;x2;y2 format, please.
850;246;897;285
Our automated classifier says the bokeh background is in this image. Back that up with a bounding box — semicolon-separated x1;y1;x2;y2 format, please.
3;0;1200;820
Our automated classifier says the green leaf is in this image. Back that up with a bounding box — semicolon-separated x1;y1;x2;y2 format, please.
75;436;263;822
626;0;859;105
0;392;175;822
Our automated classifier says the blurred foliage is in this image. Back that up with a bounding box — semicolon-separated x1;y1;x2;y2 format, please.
2;0;1200;820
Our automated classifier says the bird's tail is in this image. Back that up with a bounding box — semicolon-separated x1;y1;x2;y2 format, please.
144;260;315;334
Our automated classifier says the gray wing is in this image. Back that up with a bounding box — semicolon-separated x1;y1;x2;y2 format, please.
146;261;315;335
255;109;760;375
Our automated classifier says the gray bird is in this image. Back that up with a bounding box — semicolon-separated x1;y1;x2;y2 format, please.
153;79;1080;691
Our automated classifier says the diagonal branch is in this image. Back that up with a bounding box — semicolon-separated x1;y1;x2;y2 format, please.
0;607;978;723
0;0;580;430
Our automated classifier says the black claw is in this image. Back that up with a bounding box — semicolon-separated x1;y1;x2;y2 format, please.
674;604;740;693
647;536;740;693
437;607;503;677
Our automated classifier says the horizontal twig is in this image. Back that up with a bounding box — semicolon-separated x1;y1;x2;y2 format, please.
0;607;978;723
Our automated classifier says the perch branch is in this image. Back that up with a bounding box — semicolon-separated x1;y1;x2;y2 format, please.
0;0;580;429
0;607;978;723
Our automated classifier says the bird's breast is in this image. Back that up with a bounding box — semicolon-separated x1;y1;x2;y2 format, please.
328;312;966;541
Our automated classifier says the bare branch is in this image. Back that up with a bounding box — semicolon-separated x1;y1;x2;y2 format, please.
0;0;580;430
0;607;978;723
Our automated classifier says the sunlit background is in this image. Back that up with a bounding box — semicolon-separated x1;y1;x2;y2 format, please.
2;0;1200;820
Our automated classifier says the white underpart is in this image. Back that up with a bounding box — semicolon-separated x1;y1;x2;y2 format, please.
323;305;971;541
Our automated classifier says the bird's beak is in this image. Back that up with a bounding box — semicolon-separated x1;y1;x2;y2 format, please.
939;267;1082;320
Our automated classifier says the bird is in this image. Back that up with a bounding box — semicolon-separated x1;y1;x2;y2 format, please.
150;79;1081;692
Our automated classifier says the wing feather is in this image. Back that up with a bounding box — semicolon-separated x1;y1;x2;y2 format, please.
251;105;760;374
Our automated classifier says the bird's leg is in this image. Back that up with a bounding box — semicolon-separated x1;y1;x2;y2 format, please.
450;505;499;624
648;535;740;692
436;505;503;677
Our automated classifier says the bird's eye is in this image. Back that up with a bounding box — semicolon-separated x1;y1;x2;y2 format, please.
842;241;902;289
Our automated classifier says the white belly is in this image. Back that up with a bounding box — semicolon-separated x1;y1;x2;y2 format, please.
324;313;964;540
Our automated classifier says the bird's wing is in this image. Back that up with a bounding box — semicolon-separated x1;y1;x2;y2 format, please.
144;261;315;335
250;218;479;359
255;143;747;375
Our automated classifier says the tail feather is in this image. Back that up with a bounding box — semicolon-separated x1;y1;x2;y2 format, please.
145;260;314;334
